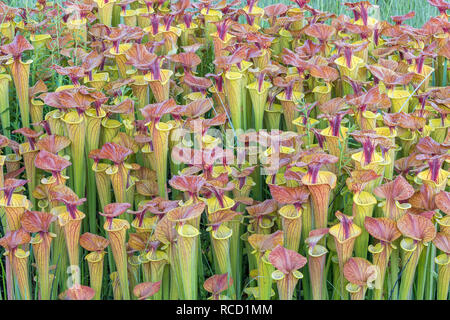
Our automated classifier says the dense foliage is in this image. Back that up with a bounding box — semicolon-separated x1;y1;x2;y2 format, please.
0;0;448;300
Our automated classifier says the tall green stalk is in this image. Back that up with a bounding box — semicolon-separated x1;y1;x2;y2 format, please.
398;238;423;300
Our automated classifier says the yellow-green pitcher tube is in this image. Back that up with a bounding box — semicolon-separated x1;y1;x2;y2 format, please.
140;144;156;171
178;23;198;47
277;91;304;132
210;225;232;275
111;2;121;26
96;0;116;26
302;171;337;231
254;217;273;235
380;199;411;222
301;201;313;250
2;242;14;300
166;242;184;300
5;153;21;173
397;129;417;157
346;283;366;300
330;226;361;300
435;55;445;87
0;74;12;137
435;253;449;300
408;64;434;92
30;99;44;132
272;270;302;300
121;9;137;27
148;121;173;198
231;61;252;131
242;232;257;273
104;218;131;300
232;177;255;200
201;8;222;42
50;207;69;293
334;237;358;274
101;117;122;145
162;264;170;300
159;27;181;56
110;43;132;79
243;5;264;27
129;75;149;119
279;205;302;252
278;29;293;51
308;244;328;300
293;116;319;147
107;163;129;203
413;236;430;300
139;255;152;282
31;232;55;300
169;265;180;300
93;163;112;211
6;59;32;128
168;120;183;199
85;251;106;300
62;111;86;204
353;152;385;193
0;21;14;41
224;71;244;131
84;72;109;91
125;178;136;211
10;249;31;300
136;7;153;29
0;194;31;231
387;89;411;113
211;32;235;58
375;127;397;179
369;242;393;300
0;155;5;227
176;223;200;300
387;238;401;299
255;251;274;300
144;69;173;103
321;126;349;165
147;250;168;300
416;168;449;194
86;108;106;232
19;143;38;207
264;103;283;131
30;34;51;60
334;56;364;96
352;192;376;259
253;49;271;70
250;167;263;202
398;238;423;300
228;215;243;299
45;109;64;136
313;83;331;107
331;255;341;300
66;18;87;42
429;118;450;143
335;242;354;301
247;81;271;131
58;210;85;268
270;38;281;56
127;255;140;300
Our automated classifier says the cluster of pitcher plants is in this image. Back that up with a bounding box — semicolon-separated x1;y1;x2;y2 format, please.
0;0;448;301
